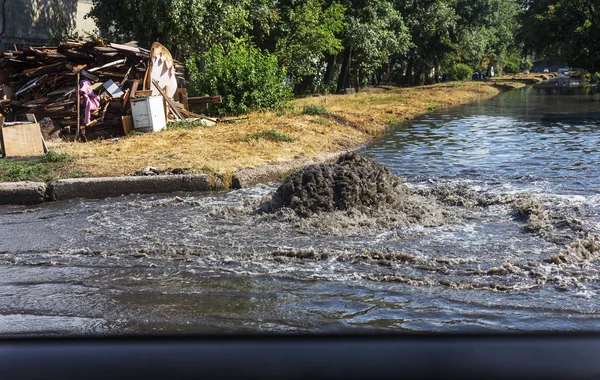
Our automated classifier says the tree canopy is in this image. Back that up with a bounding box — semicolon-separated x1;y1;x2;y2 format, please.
87;0;598;107
521;0;600;72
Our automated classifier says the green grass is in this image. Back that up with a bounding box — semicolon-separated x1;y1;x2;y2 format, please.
40;150;73;163
0;150;77;182
302;104;330;116
243;130;295;143
165;119;212;131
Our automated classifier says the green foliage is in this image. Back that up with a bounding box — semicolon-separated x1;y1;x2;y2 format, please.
521;0;600;72
302;104;330;115
165;119;212;130
41;150;73;163
339;0;411;88
0;151;76;182
275;0;345;80
87;0;533;94
0;162;52;182
88;0;254;57
188;40;292;115
503;61;519;74
446;64;473;81
243;130;295;142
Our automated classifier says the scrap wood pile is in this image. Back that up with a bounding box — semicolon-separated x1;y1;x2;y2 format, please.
0;39;217;140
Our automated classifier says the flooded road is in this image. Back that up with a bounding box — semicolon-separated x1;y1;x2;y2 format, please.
1;82;600;336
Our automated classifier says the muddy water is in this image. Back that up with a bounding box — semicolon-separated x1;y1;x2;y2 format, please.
2;82;600;336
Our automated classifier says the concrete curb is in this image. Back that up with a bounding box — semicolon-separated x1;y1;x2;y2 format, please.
0;181;47;205
0;151;351;205
231;150;352;189
48;174;212;201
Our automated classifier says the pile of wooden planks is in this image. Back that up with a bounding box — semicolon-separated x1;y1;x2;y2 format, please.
0;39;186;139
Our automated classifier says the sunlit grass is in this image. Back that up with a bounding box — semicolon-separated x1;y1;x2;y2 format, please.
51;81;506;179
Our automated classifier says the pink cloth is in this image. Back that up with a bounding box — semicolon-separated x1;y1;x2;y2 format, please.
79;80;100;124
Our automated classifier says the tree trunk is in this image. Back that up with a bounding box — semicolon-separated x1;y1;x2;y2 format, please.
337;49;352;93
403;62;414;86
323;54;337;91
414;69;423;86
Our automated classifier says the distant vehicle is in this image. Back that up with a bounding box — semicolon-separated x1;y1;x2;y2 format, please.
558;68;569;74
543;68;550;73
523;69;530;74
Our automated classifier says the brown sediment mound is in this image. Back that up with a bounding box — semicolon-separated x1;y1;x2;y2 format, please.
267;153;408;216
263;153;447;228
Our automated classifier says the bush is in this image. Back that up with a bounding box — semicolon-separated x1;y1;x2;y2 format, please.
165;119;212;131
41;150;72;163
446;64;473;81
187;40;293;116
302;104;329;115
503;61;519;74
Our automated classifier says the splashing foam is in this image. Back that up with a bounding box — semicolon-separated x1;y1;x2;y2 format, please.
259;153;449;233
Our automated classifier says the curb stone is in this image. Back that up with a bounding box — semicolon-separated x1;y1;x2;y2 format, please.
49;174;212;201
0;182;47;205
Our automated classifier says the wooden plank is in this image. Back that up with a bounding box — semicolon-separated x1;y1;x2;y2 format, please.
109;43;140;53
130;80;140;98
122;115;133;135
0;120;45;157
76;71;81;140
187;95;223;104
26;114;48;153
152;79;184;120
179;109;218;124
135;90;152;97
88;59;126;73
0;116;5;156
175;88;188;111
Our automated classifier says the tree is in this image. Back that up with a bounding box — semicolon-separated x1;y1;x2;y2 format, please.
274;0;345;81
336;0;411;91
521;0;600;71
393;0;458;85
88;0;252;58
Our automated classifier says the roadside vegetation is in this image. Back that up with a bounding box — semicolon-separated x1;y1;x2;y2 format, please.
29;0;597;185
50;81;519;180
88;0;528;111
0;151;80;183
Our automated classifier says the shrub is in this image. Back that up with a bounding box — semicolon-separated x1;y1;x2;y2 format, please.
446;64;473;81
165;119;211;131
187;40;293;116
503;61;519;74
41;150;72;163
302;104;329;115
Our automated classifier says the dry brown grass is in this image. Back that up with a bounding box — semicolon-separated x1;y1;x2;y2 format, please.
49;81;508;179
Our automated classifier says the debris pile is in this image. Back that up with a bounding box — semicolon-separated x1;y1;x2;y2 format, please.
0;39;217;140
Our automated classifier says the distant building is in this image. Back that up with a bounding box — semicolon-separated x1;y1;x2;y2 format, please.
0;0;96;51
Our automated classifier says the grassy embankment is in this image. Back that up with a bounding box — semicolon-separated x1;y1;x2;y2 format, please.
1;80;525;184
